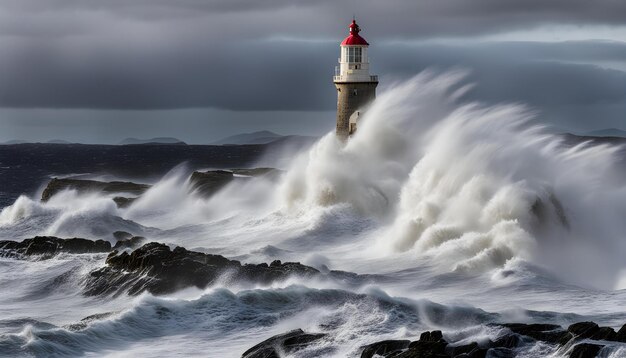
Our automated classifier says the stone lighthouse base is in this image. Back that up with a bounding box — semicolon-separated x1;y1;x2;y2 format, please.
334;81;378;140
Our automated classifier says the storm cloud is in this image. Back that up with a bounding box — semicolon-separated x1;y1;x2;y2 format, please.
0;0;625;142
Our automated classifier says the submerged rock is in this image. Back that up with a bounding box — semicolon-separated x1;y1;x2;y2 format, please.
41;178;149;205
65;312;116;331
241;329;327;358
85;242;325;296
0;236;111;259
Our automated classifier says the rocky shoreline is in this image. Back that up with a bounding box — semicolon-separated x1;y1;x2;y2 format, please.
40;167;282;208
1;236;623;358
244;322;626;358
0;236;371;297
41;178;150;203
0;236;111;259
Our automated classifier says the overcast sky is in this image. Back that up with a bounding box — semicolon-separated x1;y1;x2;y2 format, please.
1;0;625;143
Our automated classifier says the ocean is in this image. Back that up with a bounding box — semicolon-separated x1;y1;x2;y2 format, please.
1;72;626;357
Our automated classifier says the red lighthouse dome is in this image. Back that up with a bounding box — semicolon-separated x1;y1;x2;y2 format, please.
341;20;369;46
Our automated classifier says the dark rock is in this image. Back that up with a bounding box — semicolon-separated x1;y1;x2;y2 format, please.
241;329;326;358
397;331;448;358
568;322;600;340
188;170;234;197
394;346;448;357
467;348;488;358
231;168;281;179
419;331;444;342
0;142;303;209
61;238;111;254
493;334;523;348
501;323;572;344
41;178;149;202
589;326;617;341
282;333;327;352
112;236;146;250
112;196;136;208
360;321;626;358
242;345;279;358
0;236;111;259
448;342;478;356
85;242;324;296
502;323;561;333
189;168;282;198
569;343;604;358
453;347;488;358
616;323;626;342
487;348;515;358
66;312;116;331
113;231;133;241
327;269;378;286
360;340;410;358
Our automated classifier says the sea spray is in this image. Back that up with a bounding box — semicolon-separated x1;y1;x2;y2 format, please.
278;70;626;289
0;191;130;241
279;71;469;216
3;70;626;357
385;94;626;289
0;196;50;227
124;164;280;230
2;71;625;289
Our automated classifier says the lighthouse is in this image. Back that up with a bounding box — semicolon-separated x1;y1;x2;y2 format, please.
333;19;378;139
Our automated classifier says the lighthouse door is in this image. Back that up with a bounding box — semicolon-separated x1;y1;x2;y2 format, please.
348;111;360;135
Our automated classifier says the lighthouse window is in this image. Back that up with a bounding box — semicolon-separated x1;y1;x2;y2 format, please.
347;47;362;63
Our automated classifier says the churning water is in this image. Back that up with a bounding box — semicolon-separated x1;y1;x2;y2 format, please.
1;71;626;357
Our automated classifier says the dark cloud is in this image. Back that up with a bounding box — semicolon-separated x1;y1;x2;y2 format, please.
0;40;337;110
2;38;626;114
0;0;625;140
374;41;626;130
4;0;626;39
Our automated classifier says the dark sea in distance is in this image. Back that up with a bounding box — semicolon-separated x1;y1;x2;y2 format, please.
0;142;282;209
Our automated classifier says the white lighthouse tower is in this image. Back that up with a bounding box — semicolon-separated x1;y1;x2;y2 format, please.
333;19;378;139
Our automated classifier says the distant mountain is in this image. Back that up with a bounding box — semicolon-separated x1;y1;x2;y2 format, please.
47;139;73;144
267;135;318;147
118;137;186;145
211;131;284;145
0;140;28;145
584;128;626;138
